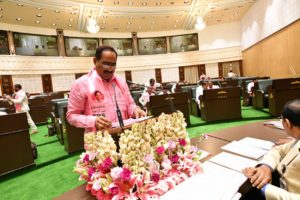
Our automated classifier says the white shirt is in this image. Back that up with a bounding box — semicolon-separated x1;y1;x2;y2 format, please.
145;82;161;89
12;90;30;112
208;85;220;90
139;92;154;106
227;72;236;78
247;82;255;94
195;86;204;105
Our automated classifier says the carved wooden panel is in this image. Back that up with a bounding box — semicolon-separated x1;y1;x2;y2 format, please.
1;75;13;95
179;67;185;82
218;62;223;78
198;64;206;78
125;71;132;82
239;60;243;76
41;74;53;93
75;73;86;79
155;68;162;83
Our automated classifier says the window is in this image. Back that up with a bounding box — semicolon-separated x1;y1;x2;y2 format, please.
102;38;133;56
13;32;58;56
138;37;167;55
65;37;98;57
170;34;198;53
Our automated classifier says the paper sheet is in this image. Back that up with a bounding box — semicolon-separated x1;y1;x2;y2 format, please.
238;137;274;150
221;141;268;160
111;116;152;128
263;120;284;130
209;152;258;172
198;149;211;160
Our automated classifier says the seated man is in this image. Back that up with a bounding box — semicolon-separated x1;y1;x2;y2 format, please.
243;99;300;200
246;80;255;106
227;69;236;78
195;81;208;110
139;87;155;108
145;78;161;90
207;81;220;90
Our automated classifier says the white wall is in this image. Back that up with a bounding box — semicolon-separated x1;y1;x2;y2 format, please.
241;0;300;50
205;63;219;78
161;67;179;82
12;74;43;93
131;69;155;84
115;71;126;80
52;74;75;91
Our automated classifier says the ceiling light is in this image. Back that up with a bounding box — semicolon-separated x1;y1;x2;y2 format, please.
35;20;40;24
86;16;100;33
114;1;119;4
138;26;142;30
127;22;132;25
36;14;42;17
68;24;72;27
156;2;161;6
98;0;103;2
130;16;133;20
16;17;22;21
37;7;42;10
52;23;56;26
208;15;212;18
71;11;76;15
17;4;23;6
234;12;238;15
69;18;73;22
195;16;206;30
101;20;105;24
174;25;177;28
142;2;147;6
126;26;130;30
55;10;60;13
128;2;133;5
101;26;105;29
184;0;189;3
176;19;179;23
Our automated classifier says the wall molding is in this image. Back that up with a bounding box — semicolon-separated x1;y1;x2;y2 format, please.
0;46;241;75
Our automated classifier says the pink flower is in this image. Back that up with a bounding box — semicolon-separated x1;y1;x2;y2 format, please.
156;146;165;155
109;186;119;195
161;159;172;171
144;154;154;164
96;189;112;200
98;157;113;174
151;171;160;183
171;154;179;163
190;146;198;153
88;167;96;178
179;138;187;146
120;168;132;182
110;167;123;180
83;154;89;162
168;141;176;150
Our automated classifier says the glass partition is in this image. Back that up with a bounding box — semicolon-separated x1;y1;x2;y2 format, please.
138;37;167;55
13;32;58;56
102;38;133;56
0;30;9;55
170;34;198;53
65;37;98;57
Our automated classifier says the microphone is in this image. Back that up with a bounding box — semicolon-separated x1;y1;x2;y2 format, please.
112;83;124;128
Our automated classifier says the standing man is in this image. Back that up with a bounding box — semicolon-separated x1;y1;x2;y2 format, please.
7;84;38;134
67;45;146;133
243;99;300;200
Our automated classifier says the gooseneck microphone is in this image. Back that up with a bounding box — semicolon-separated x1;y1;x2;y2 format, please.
112;83;124;128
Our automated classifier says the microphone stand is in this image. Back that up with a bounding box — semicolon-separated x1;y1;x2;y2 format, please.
112;83;124;129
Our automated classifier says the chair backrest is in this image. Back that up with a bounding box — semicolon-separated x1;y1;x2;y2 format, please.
51;98;68;118
257;79;273;92
272;78;300;90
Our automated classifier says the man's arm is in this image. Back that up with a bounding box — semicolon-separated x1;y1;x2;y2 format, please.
265;184;300;200
67;82;97;128
11;92;26;104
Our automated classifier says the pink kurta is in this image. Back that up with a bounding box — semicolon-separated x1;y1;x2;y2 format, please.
67;68;136;133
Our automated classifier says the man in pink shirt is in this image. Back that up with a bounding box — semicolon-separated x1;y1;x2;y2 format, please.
67;46;146;133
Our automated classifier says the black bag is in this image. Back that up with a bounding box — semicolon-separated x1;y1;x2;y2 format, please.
31;142;38;159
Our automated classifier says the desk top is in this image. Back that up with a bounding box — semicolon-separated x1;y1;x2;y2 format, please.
207;121;288;143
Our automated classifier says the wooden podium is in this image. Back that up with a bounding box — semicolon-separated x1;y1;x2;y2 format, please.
149;92;190;125
200;87;241;122
0;113;35;176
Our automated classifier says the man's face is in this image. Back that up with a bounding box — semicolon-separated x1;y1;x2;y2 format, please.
94;50;117;81
14;87;19;92
150;80;155;86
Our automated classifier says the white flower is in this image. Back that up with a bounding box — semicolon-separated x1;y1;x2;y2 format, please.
110;167;123;180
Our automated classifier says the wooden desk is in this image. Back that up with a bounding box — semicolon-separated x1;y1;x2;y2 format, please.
207;121;288;143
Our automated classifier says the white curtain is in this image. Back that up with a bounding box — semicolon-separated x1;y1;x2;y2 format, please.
184;66;199;83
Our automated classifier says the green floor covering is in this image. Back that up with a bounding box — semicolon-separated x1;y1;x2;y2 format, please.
0;106;275;200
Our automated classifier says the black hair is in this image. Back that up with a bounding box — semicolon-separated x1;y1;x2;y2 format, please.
149;78;155;83
95;45;117;60
282;99;300;127
200;81;207;86
14;84;22;89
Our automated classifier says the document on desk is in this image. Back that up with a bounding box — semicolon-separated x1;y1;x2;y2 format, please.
198;149;211;160
221;141;268;160
160;161;247;200
111;116;152;128
209;152;258;172
238;137;274;150
263;120;284;130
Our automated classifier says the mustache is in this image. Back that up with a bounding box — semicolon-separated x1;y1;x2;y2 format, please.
103;70;113;74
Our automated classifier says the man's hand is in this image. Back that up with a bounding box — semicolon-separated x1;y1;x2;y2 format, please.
274;138;293;146
134;107;146;118
95;116;112;131
242;165;272;189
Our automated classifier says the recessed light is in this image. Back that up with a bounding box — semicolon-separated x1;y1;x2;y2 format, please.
98;0;103;2
70;11;76;15
102;20;106;24
128;2;133;5
176;19;179;23
174;25;177;28
138;26;142;30
52;23;56;26
127;22;132;25
208;15;212;18
16;17;22;21
184;1;189;4
156;2;161;6
142;2;147;6
17;4;23;6
35;20;40;24
130;16;133;20
234;12;238;15
55;10;60;13
114;1;119;4
37;7;42;10
69;18;73;22
36;14;42;17
68;24;72;27
101;26;105;29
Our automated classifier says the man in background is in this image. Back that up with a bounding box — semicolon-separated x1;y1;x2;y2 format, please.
67;45;145;133
7;84;38;134
243;99;300;200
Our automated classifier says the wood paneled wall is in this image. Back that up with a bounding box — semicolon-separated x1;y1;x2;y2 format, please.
242;19;300;78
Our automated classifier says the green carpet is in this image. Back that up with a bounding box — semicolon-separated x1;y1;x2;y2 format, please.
0;106;275;200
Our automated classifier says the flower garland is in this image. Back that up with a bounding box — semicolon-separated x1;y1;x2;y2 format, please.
74;111;203;200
